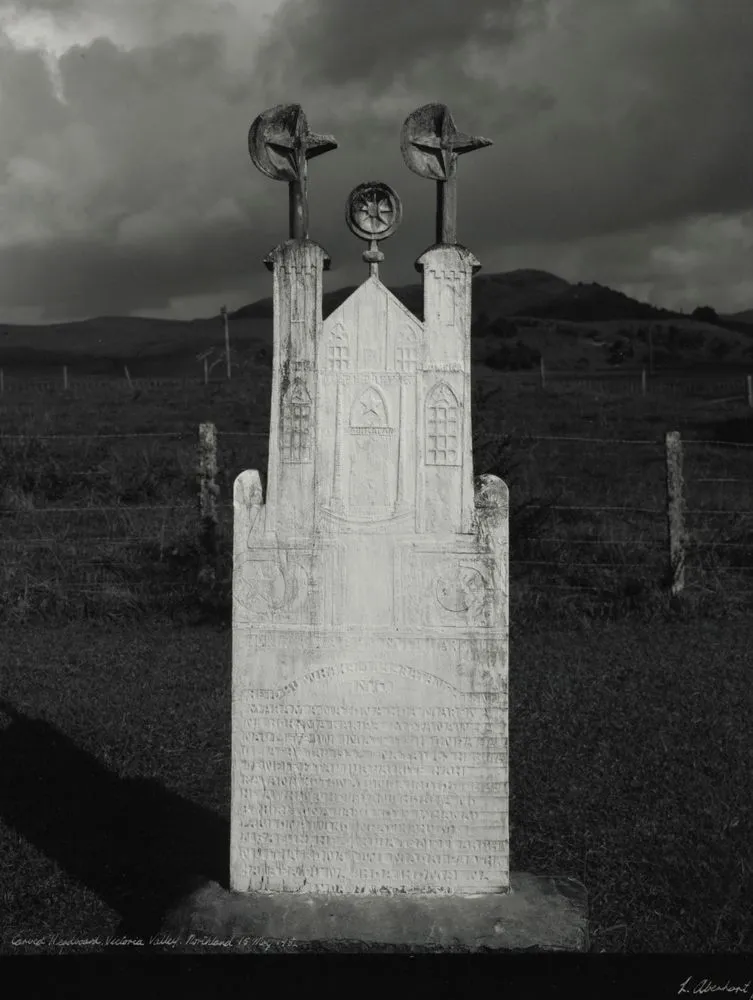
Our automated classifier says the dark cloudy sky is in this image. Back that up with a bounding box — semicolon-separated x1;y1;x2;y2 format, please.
1;0;752;323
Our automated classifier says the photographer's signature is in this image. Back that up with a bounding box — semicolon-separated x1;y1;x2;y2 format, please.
679;979;752;998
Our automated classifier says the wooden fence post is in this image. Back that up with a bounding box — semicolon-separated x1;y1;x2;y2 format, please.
124;365;133;390
198;421;219;585
747;374;752;408
641;368;647;397
204;357;209;385
665;430;686;596
222;306;231;380
63;365;68;391
539;356;546;389
0;369;4;394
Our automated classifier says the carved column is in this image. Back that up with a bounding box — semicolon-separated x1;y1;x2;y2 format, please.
415;243;480;534
263;238;330;537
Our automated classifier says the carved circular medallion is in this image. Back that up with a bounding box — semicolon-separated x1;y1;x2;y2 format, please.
435;567;486;613
345;181;403;241
241;558;290;611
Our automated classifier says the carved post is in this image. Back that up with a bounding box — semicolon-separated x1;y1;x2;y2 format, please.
248;104;337;537
416;246;480;533
249;104;337;241
401;103;491;246
401;105;491;534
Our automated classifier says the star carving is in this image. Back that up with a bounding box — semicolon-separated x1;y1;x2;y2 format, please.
360;400;382;422
346;181;403;244
353;191;394;235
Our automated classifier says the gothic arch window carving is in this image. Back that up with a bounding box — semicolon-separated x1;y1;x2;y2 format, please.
327;323;350;371
349;384;390;434
395;326;419;372
425;382;461;465
281;380;313;463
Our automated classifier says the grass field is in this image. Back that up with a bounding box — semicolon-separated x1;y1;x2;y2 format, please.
1;371;752;953
1;369;752;623
1;618;751;953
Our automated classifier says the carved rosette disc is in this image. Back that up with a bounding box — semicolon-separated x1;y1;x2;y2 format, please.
345;181;403;242
435;567;486;614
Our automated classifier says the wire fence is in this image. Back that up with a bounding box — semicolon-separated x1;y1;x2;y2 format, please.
1;423;752;606
1;368;753;403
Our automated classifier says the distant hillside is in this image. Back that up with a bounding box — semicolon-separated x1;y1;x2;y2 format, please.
2;268;753;377
231;282;413;321
727;308;753;325
519;281;682;323
231;270;687;325
469;269;571;320
0;313;272;376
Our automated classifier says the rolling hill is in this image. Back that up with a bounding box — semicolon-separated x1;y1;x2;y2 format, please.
1;269;752;377
230;269;679;325
727;308;753;325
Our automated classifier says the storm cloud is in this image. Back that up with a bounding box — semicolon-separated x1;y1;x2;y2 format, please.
0;0;752;321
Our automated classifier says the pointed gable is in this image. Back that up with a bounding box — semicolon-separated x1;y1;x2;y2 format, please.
322;275;423;372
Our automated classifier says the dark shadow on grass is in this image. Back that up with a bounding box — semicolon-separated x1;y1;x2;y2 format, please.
0;698;228;941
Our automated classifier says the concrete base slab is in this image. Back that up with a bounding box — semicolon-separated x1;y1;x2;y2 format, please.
159;872;589;952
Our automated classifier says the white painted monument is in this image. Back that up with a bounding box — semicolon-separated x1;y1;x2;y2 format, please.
163;104;587;950
231;102;510;897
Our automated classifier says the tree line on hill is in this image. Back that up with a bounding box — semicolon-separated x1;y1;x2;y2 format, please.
472;313;753;373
